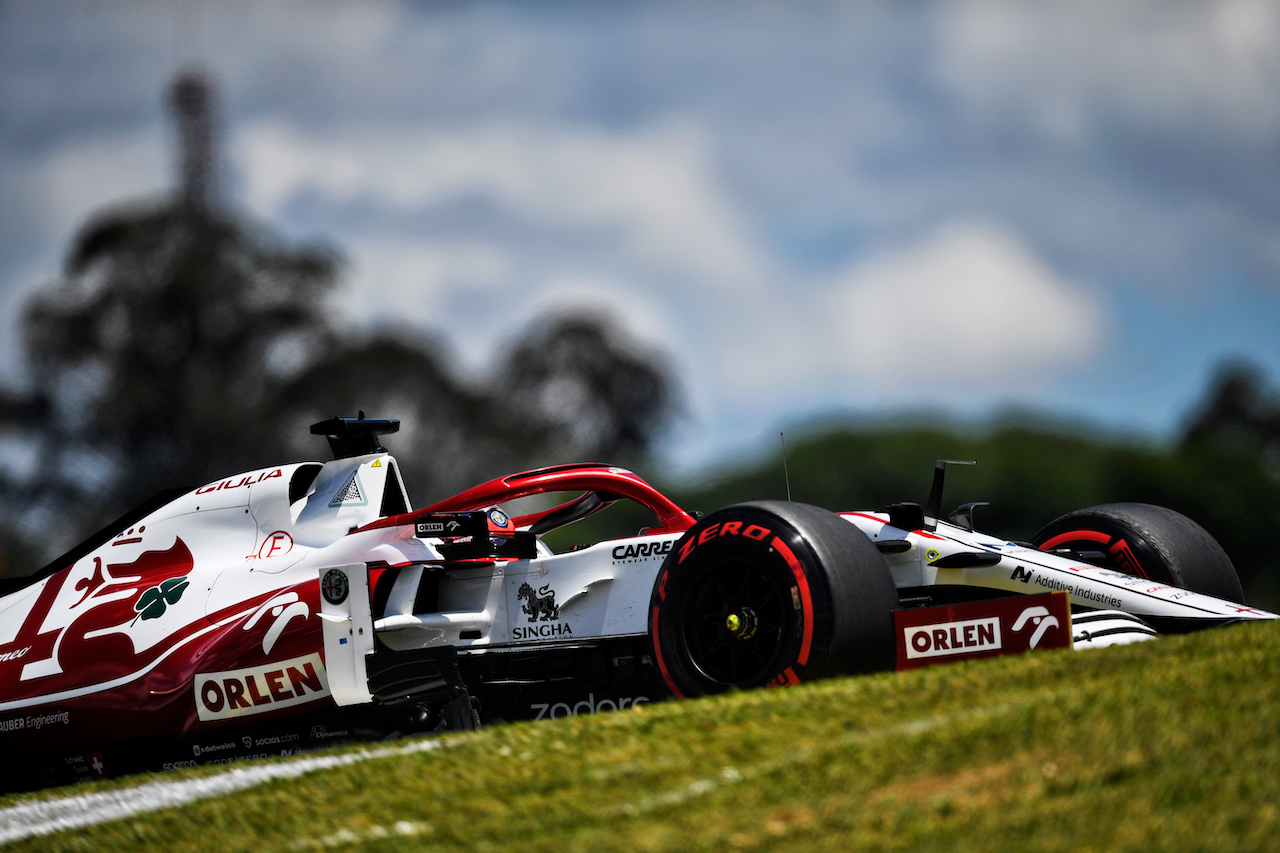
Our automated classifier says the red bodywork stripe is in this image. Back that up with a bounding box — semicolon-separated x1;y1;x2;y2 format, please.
841;512;887;523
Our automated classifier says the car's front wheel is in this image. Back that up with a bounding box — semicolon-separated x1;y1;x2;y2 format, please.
1032;502;1243;603
648;501;897;698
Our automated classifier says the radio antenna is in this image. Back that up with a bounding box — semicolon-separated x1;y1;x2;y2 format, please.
780;432;792;502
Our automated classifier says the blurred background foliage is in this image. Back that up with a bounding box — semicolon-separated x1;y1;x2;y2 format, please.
663;375;1280;610
1;71;1278;612
539;365;1280;612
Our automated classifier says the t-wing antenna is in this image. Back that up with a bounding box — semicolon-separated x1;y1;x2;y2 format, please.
310;413;400;459
923;459;975;530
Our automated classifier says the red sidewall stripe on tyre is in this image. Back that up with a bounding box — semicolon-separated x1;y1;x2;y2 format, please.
650;605;685;700
769;536;814;668
1038;529;1110;550
1038;528;1150;581
650;530;816;697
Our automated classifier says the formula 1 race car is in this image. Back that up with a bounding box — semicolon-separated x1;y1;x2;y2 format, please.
0;417;1273;790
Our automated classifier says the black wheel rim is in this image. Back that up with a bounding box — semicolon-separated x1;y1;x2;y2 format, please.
676;554;791;687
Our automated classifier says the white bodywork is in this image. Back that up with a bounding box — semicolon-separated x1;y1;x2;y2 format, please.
279;456;1278;700
838;512;1275;624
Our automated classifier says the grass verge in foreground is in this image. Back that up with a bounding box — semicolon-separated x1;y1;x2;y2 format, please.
4;620;1279;852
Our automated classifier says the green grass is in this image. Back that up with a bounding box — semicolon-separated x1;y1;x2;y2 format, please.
6;621;1280;852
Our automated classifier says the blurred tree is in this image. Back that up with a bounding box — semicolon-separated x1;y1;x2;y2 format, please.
13;71;341;541
0;71;678;575
669;382;1280;611
1181;361;1280;477
274;331;535;503
493;312;677;464
23;201;340;505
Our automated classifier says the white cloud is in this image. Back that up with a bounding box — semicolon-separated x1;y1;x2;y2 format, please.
231;114;780;405
27;130;168;234
233;118;766;287
827;222;1105;389
519;275;679;358
0;130;170;379
678;222;1107;426
5;0;1277;471
937;0;1280;139
335;236;516;330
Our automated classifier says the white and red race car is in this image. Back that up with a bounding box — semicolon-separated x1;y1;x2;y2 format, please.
0;417;1271;790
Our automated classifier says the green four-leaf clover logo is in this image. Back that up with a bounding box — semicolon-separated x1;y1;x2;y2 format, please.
134;576;190;621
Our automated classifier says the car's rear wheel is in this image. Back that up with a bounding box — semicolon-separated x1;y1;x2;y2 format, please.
648;501;897;698
1031;502;1243;603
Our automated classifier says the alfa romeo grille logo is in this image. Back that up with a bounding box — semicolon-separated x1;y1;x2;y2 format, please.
321;569;349;605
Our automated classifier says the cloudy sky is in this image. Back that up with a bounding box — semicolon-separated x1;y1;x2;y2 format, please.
4;0;1280;472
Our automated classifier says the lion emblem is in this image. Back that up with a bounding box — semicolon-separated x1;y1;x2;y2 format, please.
517;582;560;622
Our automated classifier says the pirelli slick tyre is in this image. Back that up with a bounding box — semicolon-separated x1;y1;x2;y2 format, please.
648;501;897;698
1032;502;1244;604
